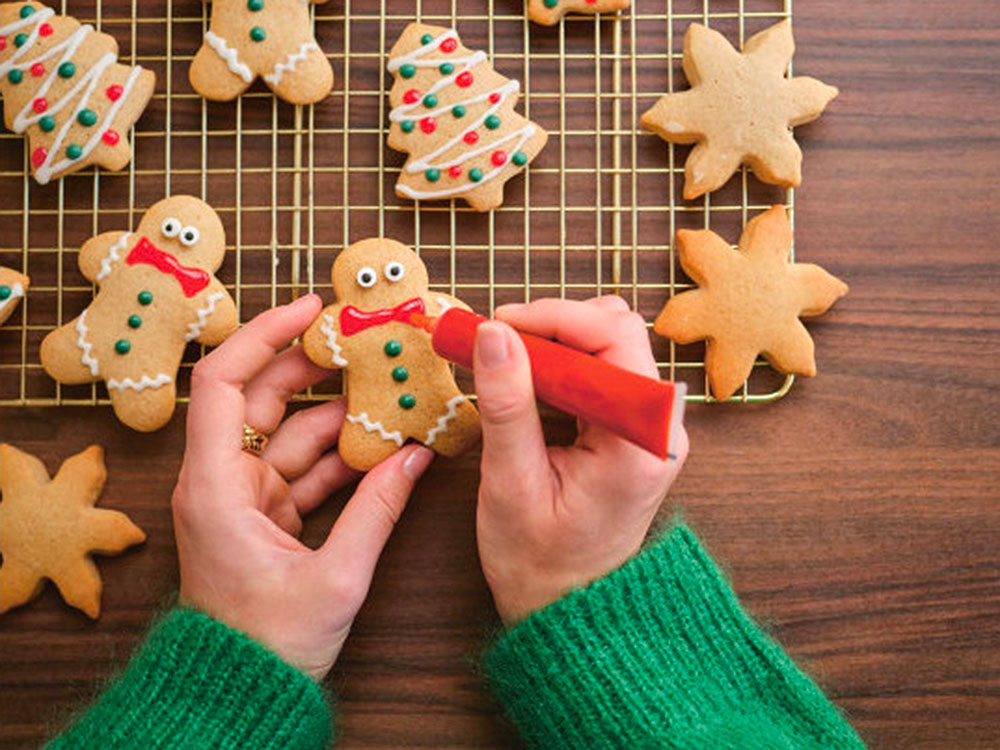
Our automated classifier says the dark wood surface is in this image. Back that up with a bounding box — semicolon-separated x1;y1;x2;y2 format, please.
2;1;1000;748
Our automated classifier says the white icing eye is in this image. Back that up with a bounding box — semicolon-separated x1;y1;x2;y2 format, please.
356;267;378;288
384;261;405;283
179;225;200;248
161;218;182;238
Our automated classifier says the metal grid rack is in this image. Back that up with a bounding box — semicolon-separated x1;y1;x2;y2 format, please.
0;0;795;409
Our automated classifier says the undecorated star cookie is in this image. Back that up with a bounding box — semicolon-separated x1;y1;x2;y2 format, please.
640;20;838;200
0;266;29;326
527;0;630;27
654;205;848;400
0;444;145;618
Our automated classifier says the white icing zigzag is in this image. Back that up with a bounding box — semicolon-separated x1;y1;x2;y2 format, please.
74;310;99;376
205;30;253;83
264;41;319;86
435;296;452;314
319;313;348;366
96;232;133;282
424;395;466;446
107;373;172;392
185;291;226;342
0;282;25;314
347;412;404;447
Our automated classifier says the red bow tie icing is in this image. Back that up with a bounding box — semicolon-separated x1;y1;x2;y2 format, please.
340;298;426;337
126;237;211;298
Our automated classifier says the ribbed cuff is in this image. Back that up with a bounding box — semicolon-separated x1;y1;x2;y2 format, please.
47;608;333;750
484;522;865;750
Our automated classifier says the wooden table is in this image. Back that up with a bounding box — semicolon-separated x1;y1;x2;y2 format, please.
2;1;999;748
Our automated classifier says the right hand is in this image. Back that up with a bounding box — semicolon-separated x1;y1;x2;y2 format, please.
472;296;689;625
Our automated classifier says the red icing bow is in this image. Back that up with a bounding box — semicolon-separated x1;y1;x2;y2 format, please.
340;298;425;337
126;237;211;298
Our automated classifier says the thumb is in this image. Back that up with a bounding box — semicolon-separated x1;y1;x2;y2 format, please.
473;322;549;495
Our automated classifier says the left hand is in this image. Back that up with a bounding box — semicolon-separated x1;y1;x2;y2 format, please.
173;295;434;680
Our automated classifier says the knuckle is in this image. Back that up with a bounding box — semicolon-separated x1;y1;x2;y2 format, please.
480;393;533;426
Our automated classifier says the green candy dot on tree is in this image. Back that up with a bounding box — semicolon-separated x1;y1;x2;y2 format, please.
398;394;417;410
451;104;466;118
128;314;142;329
0;285;10;301
250;26;266;42
423;93;438;108
543;0;559;7
469;167;483;182
485;114;501;130
384;339;402;357
392;366;408;383
66;144;83;160
20;4;35;18
248;0;264;10
420;34;433;45
399;64;416;79
39;115;55;132
425;168;440;182
439;62;454;75
77;109;98;127
115;339;131;355
14;33;28;48
58;62;76;78
512;151;528;166
138;290;153;305
7;69;23;84
401;120;415;133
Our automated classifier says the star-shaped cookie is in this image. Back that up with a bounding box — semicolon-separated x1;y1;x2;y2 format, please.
640;20;838;200
0;444;145;618
654;205;848;400
0;267;29;327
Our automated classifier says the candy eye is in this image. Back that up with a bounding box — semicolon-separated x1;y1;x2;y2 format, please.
384;261;405;282
356;267;377;288
161;218;182;238
179;226;200;247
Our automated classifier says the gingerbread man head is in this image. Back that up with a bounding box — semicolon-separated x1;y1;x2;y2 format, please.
331;238;430;309
134;196;227;273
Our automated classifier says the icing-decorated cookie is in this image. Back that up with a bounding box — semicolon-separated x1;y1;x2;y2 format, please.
0;443;145;619
0;266;29;326
527;0;630;26
189;0;334;105
386;23;548;212
640;20;838;200
40;196;238;432
0;1;155;185
654;205;848;400
302;238;481;471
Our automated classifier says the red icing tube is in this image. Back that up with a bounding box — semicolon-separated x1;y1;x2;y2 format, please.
411;308;686;460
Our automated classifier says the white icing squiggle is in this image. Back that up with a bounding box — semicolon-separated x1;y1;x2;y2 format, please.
96;232;133;282
434;296;452;314
347;412;403;447
0;282;25;315
264;41;319;86
319;313;348;366
205;31;253;83
107;373;172;392
424;395;466;446
74;310;99;376
185;291;226;342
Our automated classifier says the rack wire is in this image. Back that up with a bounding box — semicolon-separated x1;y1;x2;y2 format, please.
0;0;795;410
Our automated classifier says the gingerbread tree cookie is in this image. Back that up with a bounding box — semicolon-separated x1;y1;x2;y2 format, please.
654;206;848;400
190;0;334;105
387;24;548;212
0;1;155;185
0;444;145;619
640;21;838;200
527;0;630;27
0;266;28;326
302;238;481;471
40;196;238;432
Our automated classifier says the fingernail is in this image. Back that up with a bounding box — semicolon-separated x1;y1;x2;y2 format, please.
476;323;510;369
403;446;434;480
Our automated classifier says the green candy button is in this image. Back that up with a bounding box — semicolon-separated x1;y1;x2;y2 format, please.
39;115;55;132
512;151;528;166
20;4;35;18
485;114;501;130
58;61;76;78
248;0;264;10
469;167;483;182
399;63;416;79
115;339;131;355
451;104;466;118
384;339;402;357
392;366;408;383
400;120;414;133
398;394;416;410
128;314;142;329
7;69;23;84
250;26;266;42
439;62;454;75
420;33;433;45
138;290;153;305
423;93;438;108
77;109;97;127
14;33;28;48
0;285;10;301
425;168;440;182
543;0;559;6
66;144;82;159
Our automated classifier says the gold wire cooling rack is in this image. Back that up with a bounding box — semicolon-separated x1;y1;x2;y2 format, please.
0;0;796;409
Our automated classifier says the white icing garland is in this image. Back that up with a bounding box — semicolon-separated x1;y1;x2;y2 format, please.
107;373;172;392
74;310;99;376
204;30;253;83
185;290;226;342
95;232;132;282
264;41;319;86
388;29;536;200
424;395;466;446
347;412;403;447
0;282;25;315
319;313;348;366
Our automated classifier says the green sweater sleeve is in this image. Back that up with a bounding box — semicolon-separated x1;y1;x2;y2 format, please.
483;522;865;750
47;608;332;750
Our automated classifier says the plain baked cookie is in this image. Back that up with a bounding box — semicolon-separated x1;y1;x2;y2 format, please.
0;1;155;185
386;23;548;212
0;443;145;619
640;20;838;200
0;266;29;326
527;0;630;26
189;0;333;105
302;238;481;471
654;205;848;400
40;196;238;432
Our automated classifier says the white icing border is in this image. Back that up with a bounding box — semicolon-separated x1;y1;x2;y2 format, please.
185;290;226;342
95;232;132;282
347;412;403;447
264;41;319;86
74;310;99;376
107;373;172;392
0;282;25;315
204;30;253;83
424;395;466;446
319;313;348;366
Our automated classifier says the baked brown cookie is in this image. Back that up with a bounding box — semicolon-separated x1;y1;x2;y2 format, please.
654;205;848;400
0;266;28;326
527;0;630;26
640;20;838;200
0;443;145;619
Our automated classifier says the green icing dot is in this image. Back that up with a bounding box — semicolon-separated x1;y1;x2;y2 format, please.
138;290;153;305
128;314;142;329
512;151;528;166
66;144;83;159
77;109;98;127
451;104;466;118
485;114;501;130
384;339;402;357
439;62;454;75
39;115;55;132
420;33;433;45
469;167;483;182
7;69;23;84
58;61;76;78
0;285;10;301
114;339;131;355
422;93;438;108
250;26;266;42
14;33;28;48
543;0;559;7
20;4;35;18
248;0;264;9
399;63;416;79
392;366;408;383
400;120;415;133
425;168;440;182
398;393;416;410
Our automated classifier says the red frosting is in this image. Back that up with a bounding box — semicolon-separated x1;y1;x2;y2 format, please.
420;117;436;134
106;84;123;101
403;88;420;104
440;38;457;53
456;71;473;88
31;147;47;167
125;237;211;298
102;129;120;145
340;298;426;337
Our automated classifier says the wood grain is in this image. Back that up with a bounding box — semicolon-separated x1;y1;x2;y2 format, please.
2;0;1000;748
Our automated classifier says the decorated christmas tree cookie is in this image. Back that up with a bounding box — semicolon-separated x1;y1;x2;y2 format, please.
387;23;548;212
0;266;28;326
0;1;155;185
527;0;630;27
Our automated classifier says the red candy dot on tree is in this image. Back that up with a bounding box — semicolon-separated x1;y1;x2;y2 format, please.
102;129;120;145
463;131;478;145
489;92;501;104
403;88;421;104
0;38;7;52
440;38;457;53
106;84;123;101
31;147;47;167
30;62;44;77
491;150;507;166
456;71;473;87
32;98;47;113
420;117;436;134
448;165;462;178
39;23;53;36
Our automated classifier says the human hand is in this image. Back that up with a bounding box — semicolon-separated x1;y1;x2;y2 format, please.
473;296;689;624
173;295;433;680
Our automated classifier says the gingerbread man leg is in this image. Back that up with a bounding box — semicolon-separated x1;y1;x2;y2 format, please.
108;383;178;433
189;42;254;102
39;318;100;385
424;398;481;458
338;420;403;472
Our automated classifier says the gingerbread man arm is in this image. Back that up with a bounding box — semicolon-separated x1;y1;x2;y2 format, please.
187;281;238;347
302;302;356;371
78;231;133;284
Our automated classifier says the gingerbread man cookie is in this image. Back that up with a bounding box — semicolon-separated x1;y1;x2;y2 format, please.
190;0;333;105
0;266;29;326
302;239;481;471
527;0;630;27
40;196;238;432
640;20;838;200
0;1;155;185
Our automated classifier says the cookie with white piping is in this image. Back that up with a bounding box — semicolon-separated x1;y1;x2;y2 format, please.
40;196;238;432
189;0;333;105
302;238;481;471
386;23;548;212
0;1;155;185
0;266;29;326
527;0;630;27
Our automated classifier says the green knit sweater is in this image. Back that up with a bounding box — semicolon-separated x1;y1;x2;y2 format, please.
48;523;864;749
